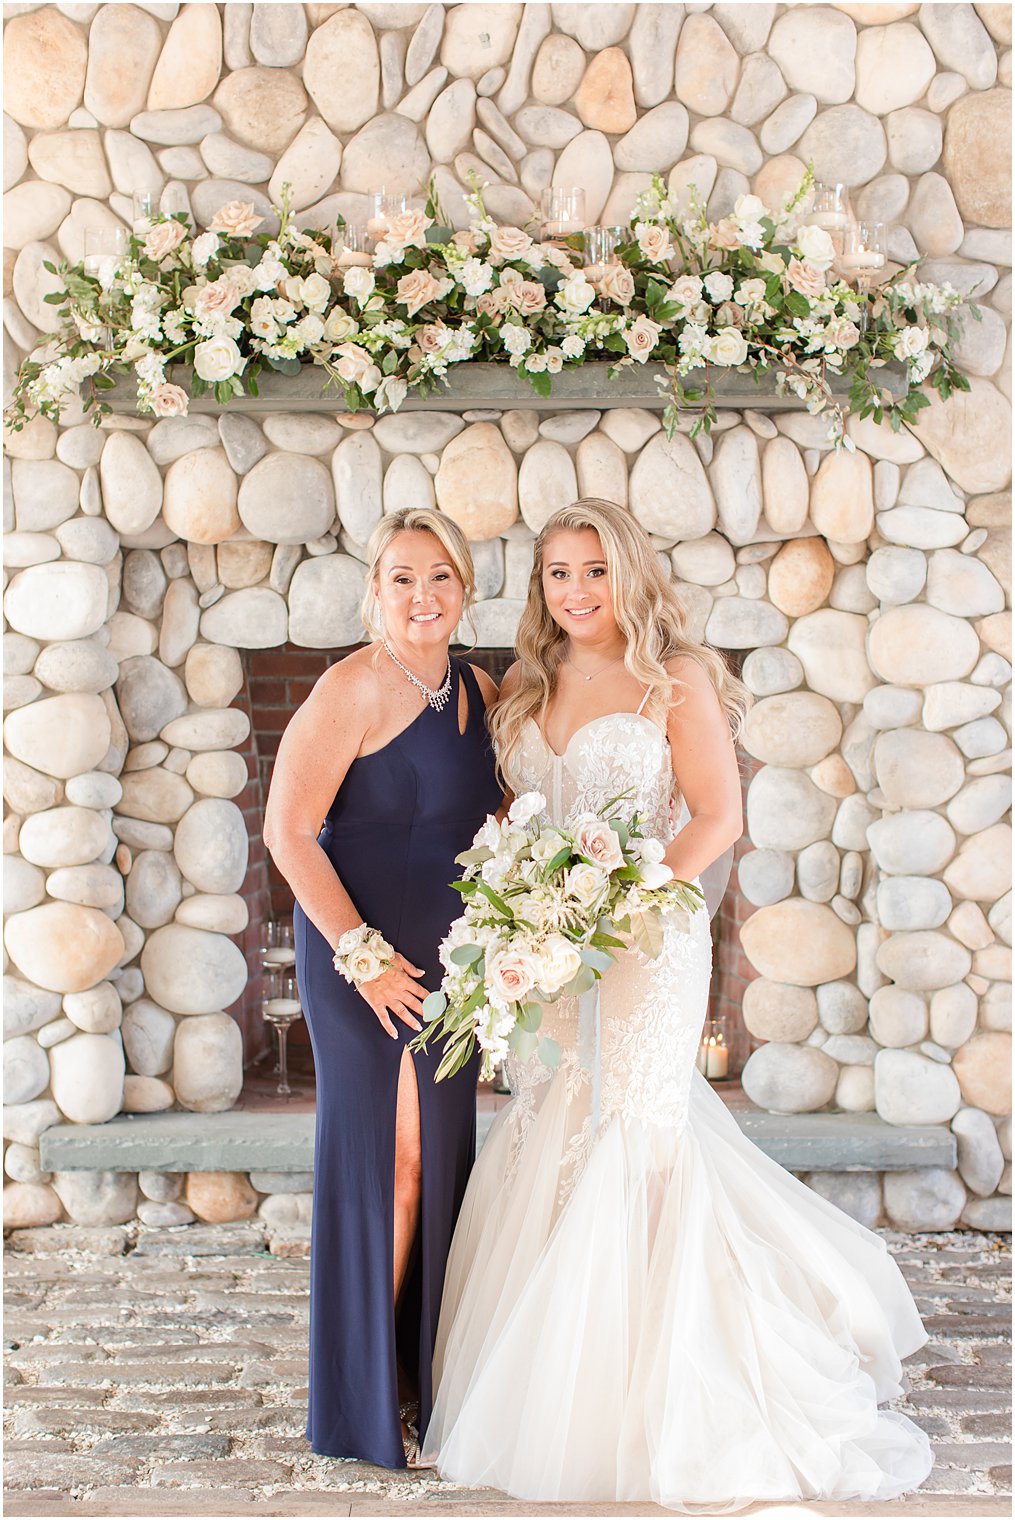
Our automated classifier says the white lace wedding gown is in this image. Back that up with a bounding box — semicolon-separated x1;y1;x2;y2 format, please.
422;712;934;1510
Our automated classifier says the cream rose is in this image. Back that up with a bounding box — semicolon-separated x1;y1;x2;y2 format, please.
346;945;386;983
343;266;375;304
147;382;188;417
708;328;749;366
709;218;741;251
324;307;358;343
207;201;264;238
334;341;380;391
299;272;332;313
396;268;440;318
489;224;534;263
596;261;636;306
826;317;860;350
386;208;431;249
530;828;567;865
624;314;662;363
143;220;187;262
785;257;826;299
486;946;541;1005
634;221;673;264
638;860;674;890
193;334;243;382
795;223;836;272
565;862;609;912
192;276;240;323
574;818;625;872
516;280;547;315
555;272;596;316
536;934;583;995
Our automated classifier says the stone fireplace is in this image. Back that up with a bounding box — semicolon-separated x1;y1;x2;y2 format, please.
3;1;1011;1235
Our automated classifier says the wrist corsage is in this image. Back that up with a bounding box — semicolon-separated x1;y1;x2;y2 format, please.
333;923;395;986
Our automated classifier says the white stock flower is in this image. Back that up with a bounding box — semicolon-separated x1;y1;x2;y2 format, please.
193;334;244;383
703;271;734;303
458;258;494;297
561;334;585;359
499;322;532;357
508;792;546;826
474;815;503;852
191;231;219;268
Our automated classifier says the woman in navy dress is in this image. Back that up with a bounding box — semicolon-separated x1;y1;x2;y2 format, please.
264;507;502;1468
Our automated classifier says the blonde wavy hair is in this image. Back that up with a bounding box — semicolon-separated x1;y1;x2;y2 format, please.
360;507;477;643
490;498;750;776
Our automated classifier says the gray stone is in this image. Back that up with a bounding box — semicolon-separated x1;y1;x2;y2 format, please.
865;545;927;604
117;767;194;825
238;454;335;545
738;848;795;907
116;656;187;743
797;841;841;903
952;1106;1005;1196
218;415;267;475
746;767;837;851
121;999;176;1077
48;1032;125;1124
63;981;121;1035
125;850;183;930
877;877;952;932
883;1167;965;1230
742;1042;838;1114
804;1171;882;1229
332;433;383;544
4;1036;51;1106
2;1097;61;1146
798;103;886;186
885;105;942;174
200;588;288;648
4;856;46;916
51;1168;137;1225
816;981;868;1036
867;811;956;876
11;458;80;532
926;548;1005;618
742;980;817;1043
173;1011;243;1113
740;647;803;697
875;1049;962;1127
174;799;248;896
288;556;367;650
705;598;788;650
919;3;998;88
946;775;1013;835
340;112;429;196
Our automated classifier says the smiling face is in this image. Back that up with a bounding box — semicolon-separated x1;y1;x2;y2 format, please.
375;530;465;650
540;526;620;645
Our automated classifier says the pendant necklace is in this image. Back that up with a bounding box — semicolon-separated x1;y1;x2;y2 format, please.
566;653;624;682
383;641;453;712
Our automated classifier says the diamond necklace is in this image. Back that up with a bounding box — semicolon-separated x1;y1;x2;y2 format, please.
383;641;453;712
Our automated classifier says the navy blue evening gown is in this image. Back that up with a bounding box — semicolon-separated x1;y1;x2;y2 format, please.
294;657;501;1467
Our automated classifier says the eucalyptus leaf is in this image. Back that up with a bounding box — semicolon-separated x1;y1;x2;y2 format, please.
518;1001;543;1033
563;965;597;997
580;945;615;974
450;943;483;967
422;990;448;1019
509;1026;538;1061
537;1037;560;1068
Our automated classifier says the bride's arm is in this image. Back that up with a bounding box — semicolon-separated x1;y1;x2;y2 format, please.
661;655;744;882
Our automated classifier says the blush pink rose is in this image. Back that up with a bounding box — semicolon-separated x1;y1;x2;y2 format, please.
595;261;636;306
207;201;264;238
574;818;625;871
148;382;188;417
786;258;826;299
489;224;534;263
143;220;186;262
396;268;440;318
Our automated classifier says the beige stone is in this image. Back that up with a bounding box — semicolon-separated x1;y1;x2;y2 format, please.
442;4;522;79
742;692;842;769
435;424;518;540
913;378;1011;496
100;432;163;536
117;767;195;825
213;66;307;155
761;436;809;535
787;609;876;703
217;540;273;589
304;11;379;133
854;22;937;114
184;643;243;708
85;4;162;128
741;900;857;987
809;450;874;545
4;902;124;995
3;10;87;131
185;1169;258;1223
943;87;1011;228
742;980;818;1043
766;538;835;617
943;823;1012;903
867;604;980;686
173;1012;243;1112
4;693;110;781
164;449;240;545
574;48;637;133
532;34;586;106
953;1032;1012;1116
123;1075;174;1113
147;3;223;111
3;1182;63;1229
675;14;739;117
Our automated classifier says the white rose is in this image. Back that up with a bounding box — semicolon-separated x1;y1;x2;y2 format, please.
893;325;930;360
530;828;568;865
486;946;541;1005
347;945;384;983
637;861;674;890
707;328;749;366
633;837;666;865
734;193;767;225
536;934;583;996
554;272;596;316
795;224;836;272
300;272;332;313
574;818;625;872
508;791;547;827
703;271;734;303
324;307;358;343
343;266;375;304
193;334;244;382
565;862;609;911
666;274;703;311
191;231;219;268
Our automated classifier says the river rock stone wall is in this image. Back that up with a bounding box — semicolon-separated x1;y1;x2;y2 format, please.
2;2;1011;1233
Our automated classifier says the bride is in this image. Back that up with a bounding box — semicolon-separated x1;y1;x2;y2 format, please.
421;499;933;1510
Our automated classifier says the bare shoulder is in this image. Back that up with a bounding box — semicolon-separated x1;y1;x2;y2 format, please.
662;653;723;720
466;661;499;706
498;659;522;697
303;647;382;726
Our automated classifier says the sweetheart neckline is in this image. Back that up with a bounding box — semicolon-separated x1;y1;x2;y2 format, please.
526;711;667;762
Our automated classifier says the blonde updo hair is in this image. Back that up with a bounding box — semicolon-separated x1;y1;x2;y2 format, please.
490;498;750;776
360;507;477;643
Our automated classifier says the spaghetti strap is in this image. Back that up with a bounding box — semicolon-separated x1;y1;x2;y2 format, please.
636;685;651;715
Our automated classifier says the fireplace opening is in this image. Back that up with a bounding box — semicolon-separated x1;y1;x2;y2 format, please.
232;645;757;1110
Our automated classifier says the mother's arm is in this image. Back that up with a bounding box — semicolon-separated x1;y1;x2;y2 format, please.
661;655;744;883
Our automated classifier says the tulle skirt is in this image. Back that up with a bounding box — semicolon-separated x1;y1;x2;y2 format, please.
423;1064;934;1511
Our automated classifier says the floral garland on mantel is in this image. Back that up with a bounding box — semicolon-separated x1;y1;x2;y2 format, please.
7;171;973;449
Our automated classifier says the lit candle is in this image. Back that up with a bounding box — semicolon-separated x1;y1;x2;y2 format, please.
840;249;886;272
264;997;302;1019
705;1037;729;1080
809;210;849;230
263;947;297;968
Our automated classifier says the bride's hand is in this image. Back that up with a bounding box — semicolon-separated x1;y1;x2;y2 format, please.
357;953;427;1039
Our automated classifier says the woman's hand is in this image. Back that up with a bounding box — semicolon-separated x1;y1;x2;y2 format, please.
356;953;428;1039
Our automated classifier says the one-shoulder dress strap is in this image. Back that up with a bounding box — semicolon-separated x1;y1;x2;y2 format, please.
457;657;485;719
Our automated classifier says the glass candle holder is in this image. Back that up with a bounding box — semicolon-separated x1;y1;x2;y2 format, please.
83;225;127;291
696;1017;730;1081
540;186;586;244
132;189;158;233
261;970;303;1097
334;222;374;267
839;220;887;332
809;181;852;235
261;918;296;972
582;225;630;267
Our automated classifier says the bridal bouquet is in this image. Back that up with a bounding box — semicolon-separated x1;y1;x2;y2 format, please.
412;791;704;1082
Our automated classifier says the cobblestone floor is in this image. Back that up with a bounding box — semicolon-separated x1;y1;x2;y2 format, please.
3;1222;1011;1519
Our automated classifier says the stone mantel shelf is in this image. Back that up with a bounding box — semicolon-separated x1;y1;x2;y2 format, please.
105;361;908;416
40;1107;956;1176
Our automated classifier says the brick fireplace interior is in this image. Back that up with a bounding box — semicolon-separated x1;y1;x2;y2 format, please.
231;645;758;1105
